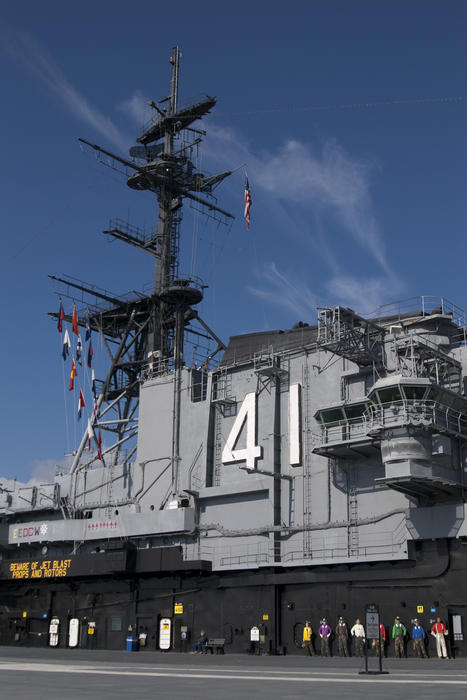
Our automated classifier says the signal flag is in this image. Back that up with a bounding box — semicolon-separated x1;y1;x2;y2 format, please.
69;359;77;391
97;431;103;461
91;368;97;398
85;314;92;342
87;417;95;451
76;335;83;365
57;300;65;333
72;304;79;335
62;329;71;361
87;340;93;368
77;390;86;420
90;399;99;426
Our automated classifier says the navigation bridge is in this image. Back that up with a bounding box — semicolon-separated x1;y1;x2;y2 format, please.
313;376;467;501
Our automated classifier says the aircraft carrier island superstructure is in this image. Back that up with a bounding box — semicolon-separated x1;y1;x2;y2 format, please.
1;49;467;656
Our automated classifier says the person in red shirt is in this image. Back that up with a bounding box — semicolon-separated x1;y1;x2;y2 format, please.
371;622;386;657
430;617;448;659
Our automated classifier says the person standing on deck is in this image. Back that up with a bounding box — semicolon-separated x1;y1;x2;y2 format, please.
302;621;315;656
392;617;407;658
430;617;448;659
412;619;428;658
335;617;349;657
350;618;366;657
371;623;386;656
318;618;332;656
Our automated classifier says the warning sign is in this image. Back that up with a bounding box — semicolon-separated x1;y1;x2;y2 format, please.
417;605;424;613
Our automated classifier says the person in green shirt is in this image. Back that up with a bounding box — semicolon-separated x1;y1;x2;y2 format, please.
392;616;407;658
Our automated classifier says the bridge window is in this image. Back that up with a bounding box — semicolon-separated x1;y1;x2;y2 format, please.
377;387;402;404
344;403;366;419
402;386;428;401
319;407;345;424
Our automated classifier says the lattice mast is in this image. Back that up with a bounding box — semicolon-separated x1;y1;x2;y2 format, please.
78;46;233;363
51;47;232;506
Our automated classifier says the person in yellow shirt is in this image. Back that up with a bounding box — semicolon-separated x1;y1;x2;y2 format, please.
302;620;315;656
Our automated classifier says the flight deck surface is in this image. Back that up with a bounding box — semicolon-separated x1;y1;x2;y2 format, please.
1;646;466;700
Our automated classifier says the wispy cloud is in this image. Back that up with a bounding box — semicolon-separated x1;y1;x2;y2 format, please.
118;89;150;128
249;264;395;321
206;124;390;274
248;262;318;321
325;275;390;315
1;31;128;152
204;124;403;316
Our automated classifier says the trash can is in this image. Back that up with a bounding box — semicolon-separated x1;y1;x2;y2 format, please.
126;635;139;651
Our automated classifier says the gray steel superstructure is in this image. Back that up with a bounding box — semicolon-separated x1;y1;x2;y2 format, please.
1;49;467;656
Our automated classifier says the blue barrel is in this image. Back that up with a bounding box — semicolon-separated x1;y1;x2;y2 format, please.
126;635;139;651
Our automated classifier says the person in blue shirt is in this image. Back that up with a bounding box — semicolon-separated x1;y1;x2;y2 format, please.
412;619;427;658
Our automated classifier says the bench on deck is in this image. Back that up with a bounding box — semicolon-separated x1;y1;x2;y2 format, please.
204;637;225;654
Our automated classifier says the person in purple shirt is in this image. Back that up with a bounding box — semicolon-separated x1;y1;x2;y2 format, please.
318;618;332;656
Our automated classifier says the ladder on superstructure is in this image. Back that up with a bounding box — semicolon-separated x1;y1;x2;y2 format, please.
302;361;313;558
348;464;359;557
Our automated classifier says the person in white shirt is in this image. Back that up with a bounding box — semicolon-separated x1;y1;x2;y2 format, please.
351;618;366;657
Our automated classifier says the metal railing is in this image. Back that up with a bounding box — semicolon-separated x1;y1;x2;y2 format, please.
316;416;369;446
366;399;467;438
370;296;466;331
216;541;269;568
315;399;467;448
183;516;408;567
282;517;407;562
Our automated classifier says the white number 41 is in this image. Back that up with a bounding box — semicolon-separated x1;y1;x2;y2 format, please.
221;385;301;469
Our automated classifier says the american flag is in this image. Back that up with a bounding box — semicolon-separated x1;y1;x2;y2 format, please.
244;178;252;229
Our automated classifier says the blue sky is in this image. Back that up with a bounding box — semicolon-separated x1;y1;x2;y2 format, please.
1;0;466;482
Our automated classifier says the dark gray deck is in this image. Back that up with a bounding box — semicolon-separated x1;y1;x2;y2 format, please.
1;646;466;700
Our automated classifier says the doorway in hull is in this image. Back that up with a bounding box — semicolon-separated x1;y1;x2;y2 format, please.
448;607;466;658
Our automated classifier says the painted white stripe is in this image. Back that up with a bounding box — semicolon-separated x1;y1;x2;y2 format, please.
89;664;467;680
0;662;466;685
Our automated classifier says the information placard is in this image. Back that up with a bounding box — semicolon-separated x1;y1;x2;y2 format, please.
366;604;380;640
250;626;260;642
159;617;172;650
